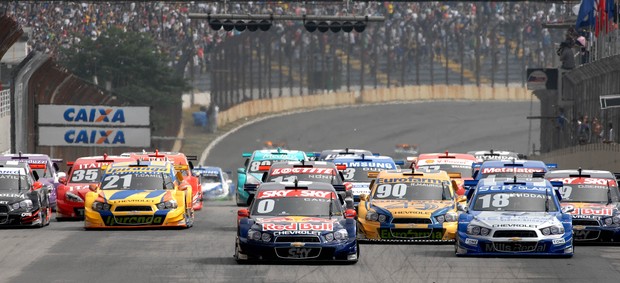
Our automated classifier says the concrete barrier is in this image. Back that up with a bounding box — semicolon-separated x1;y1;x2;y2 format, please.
217;85;534;127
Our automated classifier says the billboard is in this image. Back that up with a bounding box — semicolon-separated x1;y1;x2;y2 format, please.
37;105;150;126
38;127;151;147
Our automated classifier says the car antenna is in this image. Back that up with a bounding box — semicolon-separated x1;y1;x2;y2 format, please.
578;167;582;176
18;168;22;193
545;186;550;213
294;177;298;188
607;180;613;205
513;175;517;183
329;192;333;219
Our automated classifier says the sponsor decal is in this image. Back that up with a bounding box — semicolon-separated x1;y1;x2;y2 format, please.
376;177;446;185
63;108;125;123
339;162;394;169
106;167;168;174
492;224;538;228
552;238;566;245
0;169;26;175
262;222;334;231
421;159;474;165
287;247;313;258
104;215;164;225
271;168;334;176
478;186;548;192
64;129;126;145
75;162;106;169
481;167;544;174
0;193;25;198
549;177;617;186
378;229;443;239
273;230;319;236
257;190;335;199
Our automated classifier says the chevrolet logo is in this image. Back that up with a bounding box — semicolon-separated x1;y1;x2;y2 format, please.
290;242;305;247
509;237;522;241
573;225;585;230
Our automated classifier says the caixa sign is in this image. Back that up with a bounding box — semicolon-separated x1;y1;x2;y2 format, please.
38;127;150;147
37;105;150;126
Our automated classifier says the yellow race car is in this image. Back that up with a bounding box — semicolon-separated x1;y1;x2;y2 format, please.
84;160;194;229
357;169;465;241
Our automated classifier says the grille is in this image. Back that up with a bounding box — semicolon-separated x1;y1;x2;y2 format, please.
274;236;321;243
573;230;601;241
493;230;538;238
275;247;321;259
382;228;444;240
391;218;432;224
490;242;540;252
0;205;8;213
114;206;152;212
572;219;600;226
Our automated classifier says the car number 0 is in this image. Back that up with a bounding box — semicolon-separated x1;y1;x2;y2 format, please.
257;199;275;213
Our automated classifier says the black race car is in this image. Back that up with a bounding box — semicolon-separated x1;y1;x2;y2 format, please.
0;161;52;227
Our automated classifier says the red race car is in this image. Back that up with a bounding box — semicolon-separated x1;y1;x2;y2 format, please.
56;154;135;220
125;150;203;211
415;151;478;196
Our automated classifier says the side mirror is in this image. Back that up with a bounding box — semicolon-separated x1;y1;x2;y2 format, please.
359;194;369;202
59;176;68;185
344;209;357;219
562;206;574;214
178;182;190;191
261;172;268;182
238;208;250;218
88;184;98;192
237;168;246;174
456;195;467;203
457;203;468;212
32;181;43;190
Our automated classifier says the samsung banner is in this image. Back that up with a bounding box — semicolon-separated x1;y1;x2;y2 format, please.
37;105;150;126
38;127;151;147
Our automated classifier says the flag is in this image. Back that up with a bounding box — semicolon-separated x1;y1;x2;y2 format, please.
596;0;607;36
576;0;596;29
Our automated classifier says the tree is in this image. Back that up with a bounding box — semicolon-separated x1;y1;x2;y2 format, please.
60;27;191;132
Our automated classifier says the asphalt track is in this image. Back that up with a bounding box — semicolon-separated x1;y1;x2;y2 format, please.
5;101;620;283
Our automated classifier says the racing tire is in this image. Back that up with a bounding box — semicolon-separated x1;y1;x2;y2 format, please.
44;206;52;226
347;242;360;264
235;191;246;207
454;238;463;257
234;238;249;264
184;207;194;229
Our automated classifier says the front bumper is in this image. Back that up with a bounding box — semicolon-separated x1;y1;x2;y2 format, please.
358;219;457;241
237;237;357;262
84;208;186;229
571;225;620;243
0;209;43;227
56;199;85;219
455;231;573;257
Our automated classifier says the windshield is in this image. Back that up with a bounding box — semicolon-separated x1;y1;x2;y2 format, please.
70;168;103;184
558;184;620;203
251;196;342;217
371;182;452;201
472;192;558;212
0;175;29;190
100;173;174;190
341;167;386;182
418;164;472;178
200;175;220;183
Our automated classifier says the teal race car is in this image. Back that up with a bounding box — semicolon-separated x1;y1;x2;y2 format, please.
236;148;309;206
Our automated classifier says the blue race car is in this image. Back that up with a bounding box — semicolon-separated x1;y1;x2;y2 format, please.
236;148;308;206
192;166;234;200
466;159;557;193
332;155;399;205
235;181;358;263
455;178;574;257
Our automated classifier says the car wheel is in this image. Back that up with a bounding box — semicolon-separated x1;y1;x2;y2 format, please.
234;238;247;264
36;207;45;228
184;207;194;228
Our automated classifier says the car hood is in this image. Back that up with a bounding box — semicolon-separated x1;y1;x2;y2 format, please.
561;202;618;218
370;200;454;217
0;192;28;204
254;216;340;233
100;190;172;205
472;211;558;229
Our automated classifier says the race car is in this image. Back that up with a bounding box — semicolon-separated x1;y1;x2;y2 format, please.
124;150;203;211
455;178;573;257
261;161;352;204
0;161;51;227
0;153;66;210
83;160;194;229
466;160;557;192
234;181;358;263
357;169;465;241
236;148;308;206
416;151;477;195
192;165;234;200
546;169;620;242
56;154;135;220
313;148;374;161
332;155;398;204
467;150;525;162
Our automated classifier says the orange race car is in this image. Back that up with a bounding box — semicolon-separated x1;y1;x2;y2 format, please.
124;150;203;210
415;151;477;196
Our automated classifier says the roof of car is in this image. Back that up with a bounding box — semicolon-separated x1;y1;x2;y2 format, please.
257;181;335;191
545;169;614;179
480;159;547;168
418;152;477;161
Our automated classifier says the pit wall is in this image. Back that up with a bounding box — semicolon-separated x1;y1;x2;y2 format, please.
217;85;533;127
